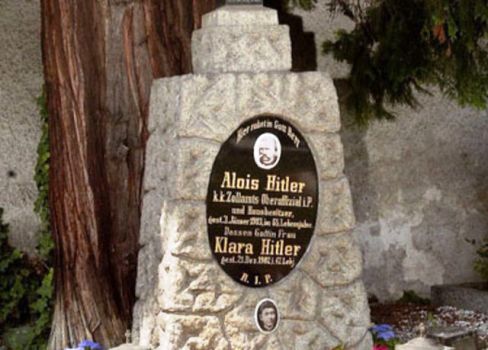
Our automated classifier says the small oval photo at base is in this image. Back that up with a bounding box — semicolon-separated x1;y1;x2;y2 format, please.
255;298;280;333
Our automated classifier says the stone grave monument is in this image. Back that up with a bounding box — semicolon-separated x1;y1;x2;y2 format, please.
132;2;372;349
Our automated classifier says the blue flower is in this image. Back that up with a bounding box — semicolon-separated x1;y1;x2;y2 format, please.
371;324;393;333
78;340;104;350
376;330;396;341
370;324;396;341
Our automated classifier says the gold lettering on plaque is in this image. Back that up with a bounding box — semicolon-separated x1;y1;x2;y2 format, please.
265;175;306;193
221;172;260;190
260;239;301;256
215;236;254;254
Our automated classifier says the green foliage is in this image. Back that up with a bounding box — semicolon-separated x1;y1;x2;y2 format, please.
0;209;47;349
398;290;431;305
324;0;488;124
35;91;53;262
0;208;27;326
474;238;488;281
0;90;53;350
28;88;54;349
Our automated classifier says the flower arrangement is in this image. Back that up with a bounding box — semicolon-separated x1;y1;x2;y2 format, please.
370;324;399;350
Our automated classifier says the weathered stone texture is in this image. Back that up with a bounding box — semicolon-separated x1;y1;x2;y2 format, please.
318;281;371;347
171;72;341;143
172;139;220;201
300;231;363;287
193;6;291;73
268;272;319;321
317;177;356;234
234;73;340;132
277;321;340;350
192;26;292;74
203;6;278;27
308;132;345;180
135;6;369;349
156;314;229;350
135;67;369;348
163;202;212;261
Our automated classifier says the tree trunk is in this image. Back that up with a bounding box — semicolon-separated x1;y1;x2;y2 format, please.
40;0;215;348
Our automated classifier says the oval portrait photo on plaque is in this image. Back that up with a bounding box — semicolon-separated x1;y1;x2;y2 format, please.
206;115;319;287
255;299;280;334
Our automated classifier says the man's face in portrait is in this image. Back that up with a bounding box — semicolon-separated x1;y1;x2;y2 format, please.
259;306;277;331
258;137;278;166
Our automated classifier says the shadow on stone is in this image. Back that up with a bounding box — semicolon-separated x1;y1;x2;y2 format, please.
265;0;317;71
335;79;379;228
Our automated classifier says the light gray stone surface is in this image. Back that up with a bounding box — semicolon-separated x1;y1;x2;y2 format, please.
300;231;363;287
203;6;278;27
134;7;371;347
0;0;42;254
192;6;292;73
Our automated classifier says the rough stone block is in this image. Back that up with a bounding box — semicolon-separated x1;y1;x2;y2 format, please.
224;291;275;349
135;243;163;300
192;26;291;74
235;72;340;133
268;272;319;321
156;314;229;350
143;129;174;192
316;177;356;234
317;281;371;347
179;74;238;142
193;291;241;313
308;132;345;180
132;298;158;347
224;291;267;332
157;254;196;313
158;201;212;261
300;231;362;287
148;78;181;133
157;256;241;314
168;72;340;143
139;191;164;245
202;6;278;27
278;320;340;350
171;139;220;201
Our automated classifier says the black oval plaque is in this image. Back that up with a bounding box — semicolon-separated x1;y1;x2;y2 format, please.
206;115;319;287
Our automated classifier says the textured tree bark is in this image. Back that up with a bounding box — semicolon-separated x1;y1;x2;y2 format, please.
40;0;215;348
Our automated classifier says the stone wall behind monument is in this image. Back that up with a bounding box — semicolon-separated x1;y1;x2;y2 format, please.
0;0;42;254
293;3;488;301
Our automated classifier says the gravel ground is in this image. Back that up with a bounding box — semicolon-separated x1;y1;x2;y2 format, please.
370;302;488;348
